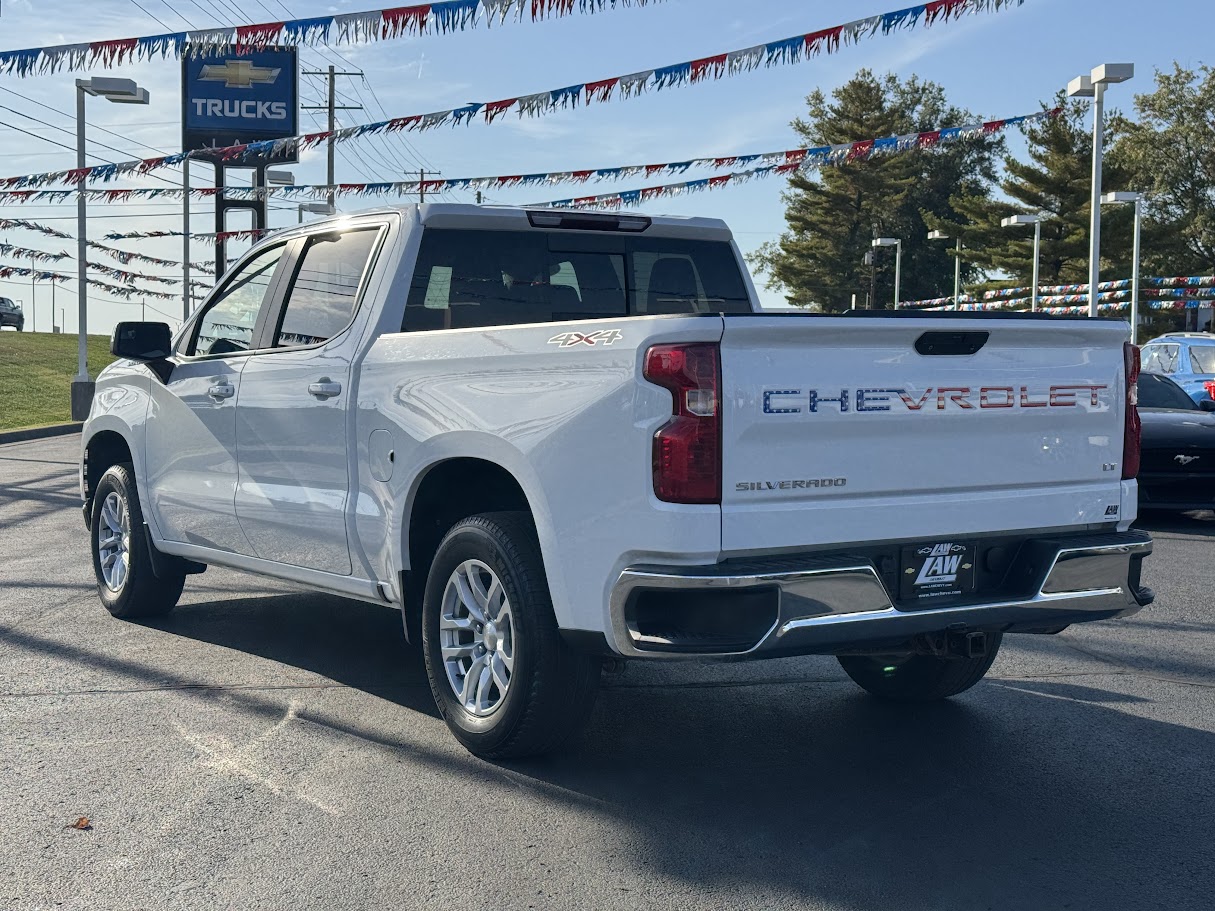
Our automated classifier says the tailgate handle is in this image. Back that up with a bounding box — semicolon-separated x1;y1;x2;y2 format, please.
915;331;989;356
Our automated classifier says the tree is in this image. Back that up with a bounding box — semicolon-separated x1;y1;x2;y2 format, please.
750;70;1002;310
926;98;1132;289
1111;64;1215;275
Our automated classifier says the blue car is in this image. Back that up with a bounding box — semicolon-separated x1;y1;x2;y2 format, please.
1139;333;1215;406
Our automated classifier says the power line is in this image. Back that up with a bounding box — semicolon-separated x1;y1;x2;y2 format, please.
154;0;202;30
0;86;173;159
125;0;181;34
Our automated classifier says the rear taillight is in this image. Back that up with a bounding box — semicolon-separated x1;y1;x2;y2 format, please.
643;343;721;504
1204;380;1215;401
1123;342;1141;480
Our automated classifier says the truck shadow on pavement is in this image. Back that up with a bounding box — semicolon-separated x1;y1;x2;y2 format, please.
141;590;1215;909
531;668;1215;909
146;591;438;717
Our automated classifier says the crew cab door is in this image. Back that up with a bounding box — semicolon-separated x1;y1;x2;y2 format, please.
233;226;383;575
144;242;291;553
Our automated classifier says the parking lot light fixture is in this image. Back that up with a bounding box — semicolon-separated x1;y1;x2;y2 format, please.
72;77;149;421
1002;215;1043;313
1069;63;1135;319
1102;191;1144;343
872;237;902;309
929;230;963;309
298;201;336;223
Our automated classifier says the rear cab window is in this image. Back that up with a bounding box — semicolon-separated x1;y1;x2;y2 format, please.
402;227;750;332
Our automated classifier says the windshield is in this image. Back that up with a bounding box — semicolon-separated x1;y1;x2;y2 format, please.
1137;372;1197;409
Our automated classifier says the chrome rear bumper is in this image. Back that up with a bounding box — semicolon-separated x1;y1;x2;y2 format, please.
609;531;1153;658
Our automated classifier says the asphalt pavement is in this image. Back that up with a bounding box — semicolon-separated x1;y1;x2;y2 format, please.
2;434;1212;911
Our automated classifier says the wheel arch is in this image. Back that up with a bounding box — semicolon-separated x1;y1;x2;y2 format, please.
82;426;137;526
399;456;546;642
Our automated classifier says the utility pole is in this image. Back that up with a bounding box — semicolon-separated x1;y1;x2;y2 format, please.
301;66;362;210
412;168;442;204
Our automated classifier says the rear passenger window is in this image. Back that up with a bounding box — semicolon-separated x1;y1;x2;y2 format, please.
273;228;379;348
402;228;749;332
1189;345;1215;373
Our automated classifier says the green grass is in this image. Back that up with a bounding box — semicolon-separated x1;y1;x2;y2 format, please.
0;331;116;430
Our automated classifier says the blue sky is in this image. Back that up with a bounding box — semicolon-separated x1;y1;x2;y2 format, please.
0;0;1209;334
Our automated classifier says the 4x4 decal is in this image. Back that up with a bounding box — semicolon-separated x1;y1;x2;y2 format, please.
548;329;623;349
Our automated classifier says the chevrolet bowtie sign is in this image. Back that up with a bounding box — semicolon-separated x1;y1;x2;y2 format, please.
198;60;282;89
183;48;298;161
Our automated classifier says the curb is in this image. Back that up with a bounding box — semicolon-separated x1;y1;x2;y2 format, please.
0;422;82;445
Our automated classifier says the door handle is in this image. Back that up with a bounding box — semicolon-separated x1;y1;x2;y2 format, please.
207;382;235;400
308;378;342;400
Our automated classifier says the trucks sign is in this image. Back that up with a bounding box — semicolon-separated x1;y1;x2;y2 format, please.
182;48;298;161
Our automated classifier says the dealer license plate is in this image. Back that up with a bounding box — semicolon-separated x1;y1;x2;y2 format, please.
899;542;977;601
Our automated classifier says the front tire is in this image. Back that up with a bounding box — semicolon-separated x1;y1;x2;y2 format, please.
421;512;600;760
838;634;1002;702
90;463;185;619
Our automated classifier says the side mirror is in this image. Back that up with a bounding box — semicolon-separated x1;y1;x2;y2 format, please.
111;321;172;361
1199;399;1215;413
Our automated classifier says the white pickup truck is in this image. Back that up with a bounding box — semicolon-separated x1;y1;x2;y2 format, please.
80;204;1153;758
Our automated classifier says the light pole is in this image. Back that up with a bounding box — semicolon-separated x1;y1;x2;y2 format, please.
298;201;335;223
1068;63;1134;319
73;77;149;420
928;229;962;309
1001;215;1043;312
1102;191;1144;343
871;237;902;309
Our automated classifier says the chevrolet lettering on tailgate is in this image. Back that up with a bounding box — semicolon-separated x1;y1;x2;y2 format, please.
762;385;1110;414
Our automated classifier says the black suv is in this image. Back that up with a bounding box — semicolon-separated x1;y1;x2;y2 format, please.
0;297;23;331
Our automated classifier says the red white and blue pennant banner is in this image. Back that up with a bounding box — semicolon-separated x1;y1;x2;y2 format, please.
102;229;269;244
0;242;69;263
86;241;215;275
900;275;1215;310
1038;301;1213;315
0;264;178;300
0;235;214;277
0;108;1055;205
534;113;1050;208
0;218;71;238
0;1;664;78
0;0;1023;190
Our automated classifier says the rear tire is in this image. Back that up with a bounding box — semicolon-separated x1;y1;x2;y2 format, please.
90;463;185;619
421;511;600;760
838;634;1002;702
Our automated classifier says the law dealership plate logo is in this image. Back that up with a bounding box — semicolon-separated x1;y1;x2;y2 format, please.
548;329;622;348
900;542;977;600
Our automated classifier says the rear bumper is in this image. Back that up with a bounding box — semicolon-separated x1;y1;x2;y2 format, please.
609;531;1153;658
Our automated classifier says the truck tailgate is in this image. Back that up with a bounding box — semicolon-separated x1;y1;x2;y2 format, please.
720;315;1131;553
